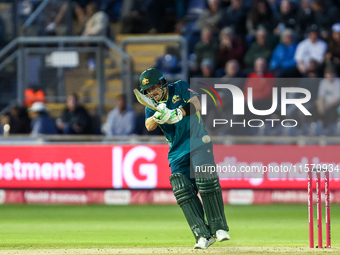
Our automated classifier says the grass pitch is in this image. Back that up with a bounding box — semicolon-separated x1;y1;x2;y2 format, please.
0;204;339;254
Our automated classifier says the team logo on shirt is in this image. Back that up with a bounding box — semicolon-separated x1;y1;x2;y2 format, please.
142;78;149;85
172;95;180;104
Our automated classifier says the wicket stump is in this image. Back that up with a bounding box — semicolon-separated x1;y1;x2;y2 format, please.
308;169;331;248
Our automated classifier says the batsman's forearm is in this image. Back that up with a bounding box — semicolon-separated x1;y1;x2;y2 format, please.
145;117;158;131
182;97;201;116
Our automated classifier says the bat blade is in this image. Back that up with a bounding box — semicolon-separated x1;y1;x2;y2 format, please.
133;89;160;112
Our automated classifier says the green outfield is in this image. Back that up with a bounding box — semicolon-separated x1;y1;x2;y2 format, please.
0;204;339;255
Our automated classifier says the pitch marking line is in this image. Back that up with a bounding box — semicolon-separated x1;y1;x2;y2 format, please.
0;247;339;255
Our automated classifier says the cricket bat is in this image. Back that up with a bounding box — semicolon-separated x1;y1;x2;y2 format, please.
133;89;161;112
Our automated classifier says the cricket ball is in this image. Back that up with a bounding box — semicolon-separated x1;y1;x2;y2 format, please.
202;135;211;143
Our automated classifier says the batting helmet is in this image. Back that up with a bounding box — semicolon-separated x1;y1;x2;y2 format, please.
139;68;167;94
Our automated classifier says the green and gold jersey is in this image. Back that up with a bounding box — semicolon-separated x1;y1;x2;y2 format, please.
145;80;210;164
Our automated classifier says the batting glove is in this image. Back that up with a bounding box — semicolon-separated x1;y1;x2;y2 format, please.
166;108;183;124
153;103;171;124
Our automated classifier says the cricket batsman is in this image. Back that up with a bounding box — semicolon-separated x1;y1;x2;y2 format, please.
139;68;230;249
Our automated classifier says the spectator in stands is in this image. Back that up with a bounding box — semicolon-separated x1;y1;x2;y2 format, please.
200;58;215;78
216;27;246;69
29;102;58;135
277;0;298;31
7;106;31;134
210;59;245;135
245;57;275;80
306;59;322;77
57;93;92;134
99;0;123;23
197;0;222;32
267;0;280;18
286;70;321;127
81;2;109;69
219;0;248;37
73;0;92;26
312;0;340;41
175;0;208;55
222;59;243;78
44;0;91;35
194;27;218;67
294;25;328;76
246;0;277;37
154;54;180;74
45;2;68;35
82;2;109;36
296;0;315;39
180;0;206;22
244;27;272;69
270;28;298;77
243;58;275;119
105;94;135;136
317;67;340;127
222;59;245;94
154;47;181;74
325;24;340;76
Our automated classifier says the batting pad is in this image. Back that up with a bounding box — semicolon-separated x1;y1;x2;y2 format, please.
196;177;229;235
169;173;211;240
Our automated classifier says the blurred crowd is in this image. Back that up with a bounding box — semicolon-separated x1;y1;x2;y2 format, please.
2;93;163;136
10;0;340;79
3;67;340;137
1;0;340;136
202;67;340;136
172;0;340;80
